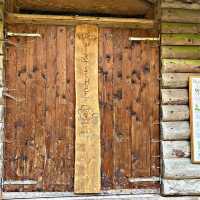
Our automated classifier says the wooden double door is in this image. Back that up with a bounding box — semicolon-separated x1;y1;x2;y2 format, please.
4;23;160;192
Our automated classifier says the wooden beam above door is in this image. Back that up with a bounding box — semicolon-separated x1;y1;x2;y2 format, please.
5;13;155;29
14;0;154;17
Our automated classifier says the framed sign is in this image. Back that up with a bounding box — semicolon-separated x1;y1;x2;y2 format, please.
190;76;200;163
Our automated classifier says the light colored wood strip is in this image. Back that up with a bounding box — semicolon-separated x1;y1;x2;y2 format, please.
161;89;188;105
162;179;200;196
162;8;200;23
161;105;189;121
162;34;200;46
161;22;200;34
161;121;190;140
161;46;200;59
162;141;190;158
5;13;155;29
163;158;200;179
74;24;101;194
162;59;200;73
161;73;200;88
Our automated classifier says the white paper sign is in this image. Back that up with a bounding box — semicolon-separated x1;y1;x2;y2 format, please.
190;76;200;163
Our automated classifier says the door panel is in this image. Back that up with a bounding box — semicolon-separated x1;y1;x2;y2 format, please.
4;24;160;192
99;28;160;190
4;24;75;192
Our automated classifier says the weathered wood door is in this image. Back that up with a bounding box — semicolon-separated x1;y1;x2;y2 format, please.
4;23;160;192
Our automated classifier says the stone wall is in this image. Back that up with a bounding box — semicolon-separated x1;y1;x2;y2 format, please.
160;0;200;196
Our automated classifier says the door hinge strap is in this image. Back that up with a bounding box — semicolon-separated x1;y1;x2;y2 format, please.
3;180;37;185
129;37;160;41
129;177;160;183
3;92;25;102
6;32;41;38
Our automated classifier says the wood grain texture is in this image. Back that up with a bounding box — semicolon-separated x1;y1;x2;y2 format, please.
4;24;75;192
161;121;190;140
162;8;200;23
99;28;160;190
161;0;200;10
161;73;200;88
162;141;190;158
161;89;188;105
161;105;189;121
4;24;18;190
4;24;160;192
161;46;200;59
162;59;200;73
5;13;155;29
99;28;114;190
162;34;200;46
162;179;200;196
161;22;200;34
163;158;200;179
112;28;132;189
16;0;153;17
74;24;101;194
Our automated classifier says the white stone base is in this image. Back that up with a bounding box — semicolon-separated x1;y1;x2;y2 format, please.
3;193;200;200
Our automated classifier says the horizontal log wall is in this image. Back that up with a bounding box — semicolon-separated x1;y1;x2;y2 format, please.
161;0;200;196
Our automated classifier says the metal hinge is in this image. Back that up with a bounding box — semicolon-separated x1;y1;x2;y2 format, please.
3;180;37;185
3;88;25;102
129;176;160;183
129;36;160;41
6;32;41;38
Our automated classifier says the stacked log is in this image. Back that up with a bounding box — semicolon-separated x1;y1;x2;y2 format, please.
161;0;200;195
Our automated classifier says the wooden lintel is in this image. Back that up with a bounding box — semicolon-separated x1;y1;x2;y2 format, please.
5;13;155;29
16;0;153;17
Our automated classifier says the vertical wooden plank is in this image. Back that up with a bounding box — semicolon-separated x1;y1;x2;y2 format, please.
43;25;57;191
33;25;47;191
121;29;133;187
112;28;123;189
15;24;27;191
99;28;114;190
112;29;132;189
139;41;151;177
130;34;143;179
65;26;75;192
74;24;101;193
54;25;69;190
23;24;37;192
4;25;18;187
130;30;160;186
